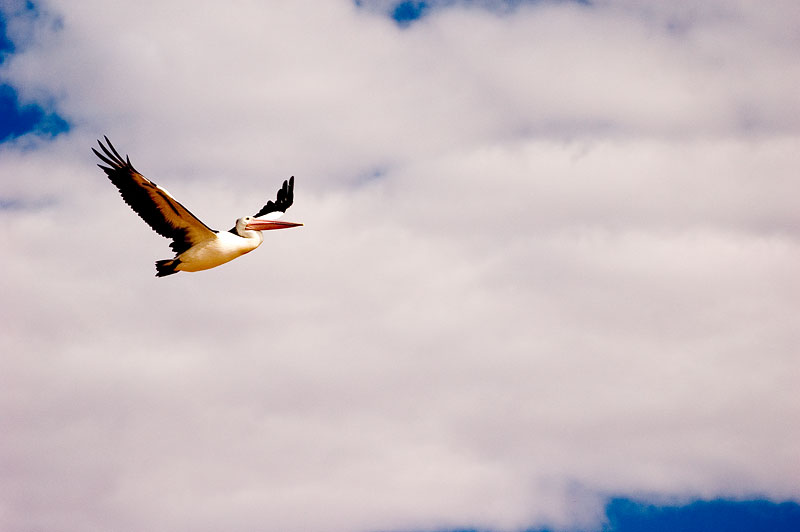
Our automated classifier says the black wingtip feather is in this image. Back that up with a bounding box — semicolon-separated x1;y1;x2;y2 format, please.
253;176;296;218
92;147;117;169
105;136;126;162
98;139;122;166
94;137;141;174
96;163;114;175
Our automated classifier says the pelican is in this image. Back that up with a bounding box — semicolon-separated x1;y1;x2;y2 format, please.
93;137;302;277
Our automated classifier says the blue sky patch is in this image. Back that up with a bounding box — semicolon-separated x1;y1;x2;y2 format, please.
0;2;70;142
392;1;429;25
0;84;69;142
382;498;800;532
0;10;15;59
602;498;800;532
357;0;592;27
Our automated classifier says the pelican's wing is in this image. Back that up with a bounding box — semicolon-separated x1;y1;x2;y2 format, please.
93;136;217;254
253;176;294;219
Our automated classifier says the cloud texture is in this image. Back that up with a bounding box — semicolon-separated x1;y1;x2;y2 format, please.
1;1;799;531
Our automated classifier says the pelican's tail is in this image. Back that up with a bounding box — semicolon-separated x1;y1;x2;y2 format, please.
155;259;180;277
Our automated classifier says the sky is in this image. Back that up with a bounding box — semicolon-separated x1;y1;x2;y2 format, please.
1;1;799;531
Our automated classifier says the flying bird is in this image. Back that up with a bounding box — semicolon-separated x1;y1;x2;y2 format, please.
93;137;302;277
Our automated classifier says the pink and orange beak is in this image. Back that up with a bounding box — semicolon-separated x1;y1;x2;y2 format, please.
245;218;303;231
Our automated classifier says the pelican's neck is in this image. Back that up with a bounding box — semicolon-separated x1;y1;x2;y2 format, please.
237;228;264;244
232;218;264;244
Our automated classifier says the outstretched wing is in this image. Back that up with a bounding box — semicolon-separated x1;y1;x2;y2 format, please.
253;176;294;219
93;136;217;254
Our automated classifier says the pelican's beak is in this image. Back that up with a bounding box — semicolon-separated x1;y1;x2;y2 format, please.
245;218;303;231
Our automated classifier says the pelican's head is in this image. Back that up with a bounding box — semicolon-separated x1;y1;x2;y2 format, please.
235;216;302;235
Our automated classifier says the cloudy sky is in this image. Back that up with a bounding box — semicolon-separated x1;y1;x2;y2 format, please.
1;1;799;531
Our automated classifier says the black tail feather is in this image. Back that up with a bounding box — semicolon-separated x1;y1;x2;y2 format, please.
155;259;180;277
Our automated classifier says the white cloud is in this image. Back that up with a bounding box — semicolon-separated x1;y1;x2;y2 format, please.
1;1;799;532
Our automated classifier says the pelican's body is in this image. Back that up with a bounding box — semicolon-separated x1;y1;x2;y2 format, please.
93;137;302;277
176;228;262;272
